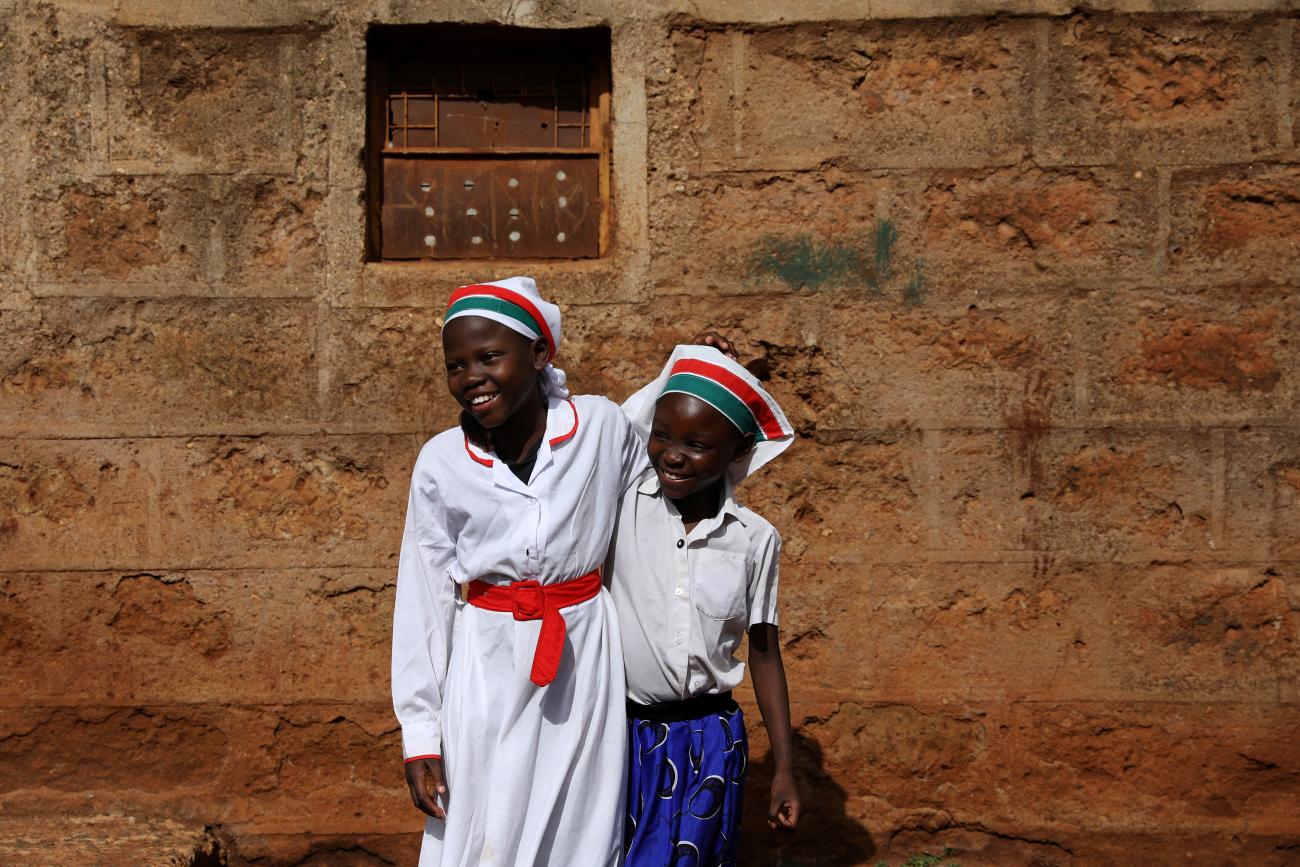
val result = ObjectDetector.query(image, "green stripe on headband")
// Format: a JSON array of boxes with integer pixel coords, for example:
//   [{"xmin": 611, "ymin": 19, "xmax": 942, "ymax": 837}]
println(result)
[
  {"xmin": 446, "ymin": 295, "xmax": 543, "ymax": 338},
  {"xmin": 662, "ymin": 373, "xmax": 766, "ymax": 441}
]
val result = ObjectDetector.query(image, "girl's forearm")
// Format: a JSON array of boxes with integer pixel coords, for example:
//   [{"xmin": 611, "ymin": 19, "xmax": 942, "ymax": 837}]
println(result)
[{"xmin": 748, "ymin": 624, "xmax": 795, "ymax": 773}]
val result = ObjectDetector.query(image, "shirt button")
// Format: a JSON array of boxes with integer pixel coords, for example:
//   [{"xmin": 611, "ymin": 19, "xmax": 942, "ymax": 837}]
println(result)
[
  {"xmin": 675, "ymin": 632, "xmax": 683, "ymax": 645},
  {"xmin": 676, "ymin": 539, "xmax": 684, "ymax": 549},
  {"xmin": 674, "ymin": 587, "xmax": 683, "ymax": 597}
]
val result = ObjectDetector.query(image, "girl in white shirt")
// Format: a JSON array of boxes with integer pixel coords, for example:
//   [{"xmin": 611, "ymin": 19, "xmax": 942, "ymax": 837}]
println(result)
[
  {"xmin": 390, "ymin": 277, "xmax": 646, "ymax": 867},
  {"xmin": 609, "ymin": 345, "xmax": 802, "ymax": 866}
]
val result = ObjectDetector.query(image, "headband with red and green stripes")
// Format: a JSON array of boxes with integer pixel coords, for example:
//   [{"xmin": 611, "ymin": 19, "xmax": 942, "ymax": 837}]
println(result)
[
  {"xmin": 660, "ymin": 358, "xmax": 789, "ymax": 442},
  {"xmin": 445, "ymin": 283, "xmax": 557, "ymax": 361}
]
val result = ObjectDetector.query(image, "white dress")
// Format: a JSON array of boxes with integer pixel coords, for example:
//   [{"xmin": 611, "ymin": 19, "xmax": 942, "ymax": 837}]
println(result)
[{"xmin": 392, "ymin": 395, "xmax": 646, "ymax": 867}]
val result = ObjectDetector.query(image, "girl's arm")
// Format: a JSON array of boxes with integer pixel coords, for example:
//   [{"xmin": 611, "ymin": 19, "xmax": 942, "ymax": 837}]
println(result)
[
  {"xmin": 748, "ymin": 623, "xmax": 801, "ymax": 830},
  {"xmin": 392, "ymin": 465, "xmax": 461, "ymax": 819}
]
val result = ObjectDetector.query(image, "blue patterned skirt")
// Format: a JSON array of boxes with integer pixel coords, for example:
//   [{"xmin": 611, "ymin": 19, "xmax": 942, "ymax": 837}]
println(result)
[{"xmin": 624, "ymin": 700, "xmax": 748, "ymax": 867}]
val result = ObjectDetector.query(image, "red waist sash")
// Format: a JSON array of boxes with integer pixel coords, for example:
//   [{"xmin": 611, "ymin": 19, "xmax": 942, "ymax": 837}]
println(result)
[{"xmin": 465, "ymin": 569, "xmax": 602, "ymax": 687}]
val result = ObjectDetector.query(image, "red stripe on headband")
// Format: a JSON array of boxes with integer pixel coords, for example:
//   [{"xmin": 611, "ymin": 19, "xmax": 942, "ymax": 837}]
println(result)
[
  {"xmin": 448, "ymin": 284, "xmax": 557, "ymax": 360},
  {"xmin": 670, "ymin": 358, "xmax": 787, "ymax": 441}
]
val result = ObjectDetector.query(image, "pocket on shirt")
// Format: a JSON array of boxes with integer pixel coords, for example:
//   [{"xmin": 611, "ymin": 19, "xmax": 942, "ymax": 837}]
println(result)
[{"xmin": 692, "ymin": 550, "xmax": 749, "ymax": 621}]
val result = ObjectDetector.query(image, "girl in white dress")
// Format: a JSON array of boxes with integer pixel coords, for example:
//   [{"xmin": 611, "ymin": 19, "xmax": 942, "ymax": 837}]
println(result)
[{"xmin": 391, "ymin": 277, "xmax": 646, "ymax": 867}]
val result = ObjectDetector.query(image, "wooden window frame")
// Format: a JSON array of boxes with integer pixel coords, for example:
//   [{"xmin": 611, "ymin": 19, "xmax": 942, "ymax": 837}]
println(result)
[{"xmin": 365, "ymin": 25, "xmax": 612, "ymax": 261}]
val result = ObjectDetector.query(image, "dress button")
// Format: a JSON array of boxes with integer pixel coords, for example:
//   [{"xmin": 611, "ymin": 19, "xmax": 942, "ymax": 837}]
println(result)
[{"xmin": 676, "ymin": 539, "xmax": 684, "ymax": 549}]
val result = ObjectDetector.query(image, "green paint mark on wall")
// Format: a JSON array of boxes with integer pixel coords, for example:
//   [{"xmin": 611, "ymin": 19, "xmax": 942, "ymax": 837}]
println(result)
[
  {"xmin": 873, "ymin": 218, "xmax": 897, "ymax": 284},
  {"xmin": 746, "ymin": 235, "xmax": 871, "ymax": 291},
  {"xmin": 746, "ymin": 220, "xmax": 928, "ymax": 305}
]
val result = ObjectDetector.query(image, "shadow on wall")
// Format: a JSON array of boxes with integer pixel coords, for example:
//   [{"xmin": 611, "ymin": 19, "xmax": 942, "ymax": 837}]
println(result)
[{"xmin": 740, "ymin": 731, "xmax": 877, "ymax": 866}]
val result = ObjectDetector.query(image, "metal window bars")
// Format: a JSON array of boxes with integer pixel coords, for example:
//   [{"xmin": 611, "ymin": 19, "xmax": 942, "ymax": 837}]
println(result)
[{"xmin": 385, "ymin": 53, "xmax": 591, "ymax": 152}]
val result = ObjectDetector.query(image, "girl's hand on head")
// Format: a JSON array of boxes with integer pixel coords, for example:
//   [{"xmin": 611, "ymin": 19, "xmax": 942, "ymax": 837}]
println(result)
[
  {"xmin": 691, "ymin": 331, "xmax": 739, "ymax": 361},
  {"xmin": 404, "ymin": 756, "xmax": 449, "ymax": 820},
  {"xmin": 768, "ymin": 769, "xmax": 800, "ymax": 830}
]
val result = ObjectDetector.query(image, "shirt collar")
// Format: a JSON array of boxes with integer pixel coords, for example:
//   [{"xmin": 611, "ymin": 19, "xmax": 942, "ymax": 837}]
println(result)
[
  {"xmin": 543, "ymin": 395, "xmax": 579, "ymax": 446},
  {"xmin": 635, "ymin": 467, "xmax": 661, "ymax": 496},
  {"xmin": 637, "ymin": 469, "xmax": 748, "ymax": 530},
  {"xmin": 463, "ymin": 396, "xmax": 579, "ymax": 468}
]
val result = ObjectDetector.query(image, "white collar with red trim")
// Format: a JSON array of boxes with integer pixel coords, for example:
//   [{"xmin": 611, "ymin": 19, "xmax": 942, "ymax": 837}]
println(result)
[{"xmin": 462, "ymin": 396, "xmax": 580, "ymax": 468}]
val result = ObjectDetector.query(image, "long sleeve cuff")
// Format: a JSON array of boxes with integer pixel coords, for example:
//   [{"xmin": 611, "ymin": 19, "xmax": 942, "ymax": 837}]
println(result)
[{"xmin": 401, "ymin": 721, "xmax": 442, "ymax": 761}]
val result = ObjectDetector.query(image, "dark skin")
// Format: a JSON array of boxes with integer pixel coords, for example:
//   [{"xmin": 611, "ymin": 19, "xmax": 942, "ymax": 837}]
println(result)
[
  {"xmin": 453, "ymin": 329, "xmax": 739, "ymax": 457},
  {"xmin": 748, "ymin": 623, "xmax": 799, "ymax": 829},
  {"xmin": 404, "ymin": 325, "xmax": 745, "ymax": 821},
  {"xmin": 649, "ymin": 392, "xmax": 801, "ymax": 830},
  {"xmin": 444, "ymin": 315, "xmax": 552, "ymax": 463}
]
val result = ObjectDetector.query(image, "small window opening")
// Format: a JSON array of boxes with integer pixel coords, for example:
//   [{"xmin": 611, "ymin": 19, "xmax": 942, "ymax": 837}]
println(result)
[{"xmin": 366, "ymin": 25, "xmax": 611, "ymax": 261}]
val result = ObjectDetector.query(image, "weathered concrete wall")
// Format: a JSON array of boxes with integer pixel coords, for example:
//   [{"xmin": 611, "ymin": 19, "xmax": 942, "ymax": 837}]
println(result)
[{"xmin": 2, "ymin": 1, "xmax": 1298, "ymax": 865}]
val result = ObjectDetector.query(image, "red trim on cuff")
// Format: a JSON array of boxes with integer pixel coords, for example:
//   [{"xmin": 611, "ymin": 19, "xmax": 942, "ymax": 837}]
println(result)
[{"xmin": 404, "ymin": 753, "xmax": 441, "ymax": 764}]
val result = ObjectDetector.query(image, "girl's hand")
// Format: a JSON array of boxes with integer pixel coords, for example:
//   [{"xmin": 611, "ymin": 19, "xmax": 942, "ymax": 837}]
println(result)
[
  {"xmin": 404, "ymin": 756, "xmax": 449, "ymax": 820},
  {"xmin": 768, "ymin": 769, "xmax": 800, "ymax": 830},
  {"xmin": 691, "ymin": 330, "xmax": 740, "ymax": 361}
]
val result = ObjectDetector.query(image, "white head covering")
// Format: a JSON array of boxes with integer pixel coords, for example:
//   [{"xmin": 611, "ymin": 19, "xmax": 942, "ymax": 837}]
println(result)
[
  {"xmin": 622, "ymin": 345, "xmax": 795, "ymax": 484},
  {"xmin": 443, "ymin": 276, "xmax": 569, "ymax": 399}
]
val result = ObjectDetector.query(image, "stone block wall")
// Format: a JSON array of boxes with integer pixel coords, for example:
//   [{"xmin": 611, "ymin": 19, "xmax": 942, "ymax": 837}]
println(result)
[{"xmin": 1, "ymin": 2, "xmax": 1297, "ymax": 865}]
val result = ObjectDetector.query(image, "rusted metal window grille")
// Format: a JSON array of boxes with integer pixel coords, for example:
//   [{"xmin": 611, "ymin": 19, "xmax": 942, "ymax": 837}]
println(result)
[{"xmin": 369, "ymin": 33, "xmax": 609, "ymax": 261}]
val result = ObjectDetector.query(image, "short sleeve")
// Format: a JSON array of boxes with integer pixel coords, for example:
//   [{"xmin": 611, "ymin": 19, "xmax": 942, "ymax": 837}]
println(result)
[{"xmin": 746, "ymin": 527, "xmax": 781, "ymax": 627}]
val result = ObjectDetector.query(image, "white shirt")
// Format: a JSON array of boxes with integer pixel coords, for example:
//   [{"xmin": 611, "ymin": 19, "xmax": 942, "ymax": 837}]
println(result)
[
  {"xmin": 606, "ymin": 468, "xmax": 781, "ymax": 705},
  {"xmin": 391, "ymin": 394, "xmax": 646, "ymax": 759}
]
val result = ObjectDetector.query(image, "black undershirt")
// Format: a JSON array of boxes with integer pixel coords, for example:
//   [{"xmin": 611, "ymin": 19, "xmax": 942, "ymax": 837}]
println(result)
[{"xmin": 506, "ymin": 442, "xmax": 542, "ymax": 484}]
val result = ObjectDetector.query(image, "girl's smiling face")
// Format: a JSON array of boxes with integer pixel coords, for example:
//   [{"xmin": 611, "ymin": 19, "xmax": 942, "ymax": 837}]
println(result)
[
  {"xmin": 648, "ymin": 392, "xmax": 755, "ymax": 500},
  {"xmin": 442, "ymin": 316, "xmax": 549, "ymax": 429}
]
